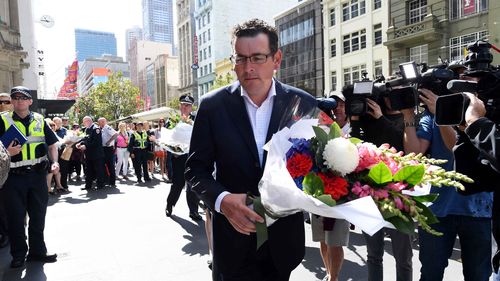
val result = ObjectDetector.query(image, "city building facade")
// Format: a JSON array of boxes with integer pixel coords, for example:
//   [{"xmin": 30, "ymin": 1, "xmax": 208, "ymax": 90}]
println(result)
[
  {"xmin": 125, "ymin": 26, "xmax": 143, "ymax": 61},
  {"xmin": 0, "ymin": 0, "xmax": 28, "ymax": 92},
  {"xmin": 143, "ymin": 0, "xmax": 174, "ymax": 45},
  {"xmin": 75, "ymin": 29, "xmax": 117, "ymax": 62},
  {"xmin": 176, "ymin": 0, "xmax": 198, "ymax": 101},
  {"xmin": 193, "ymin": 0, "xmax": 299, "ymax": 101},
  {"xmin": 77, "ymin": 55, "xmax": 130, "ymax": 96},
  {"xmin": 275, "ymin": 0, "xmax": 323, "ymax": 97},
  {"xmin": 17, "ymin": 0, "xmax": 37, "ymax": 91},
  {"xmin": 142, "ymin": 54, "xmax": 179, "ymax": 110},
  {"xmin": 129, "ymin": 40, "xmax": 173, "ymax": 86},
  {"xmin": 323, "ymin": 0, "xmax": 390, "ymax": 96}
]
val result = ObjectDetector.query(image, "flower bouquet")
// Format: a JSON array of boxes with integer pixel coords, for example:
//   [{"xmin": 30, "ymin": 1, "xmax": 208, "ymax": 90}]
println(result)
[
  {"xmin": 259, "ymin": 119, "xmax": 473, "ymax": 237},
  {"xmin": 158, "ymin": 120, "xmax": 193, "ymax": 155}
]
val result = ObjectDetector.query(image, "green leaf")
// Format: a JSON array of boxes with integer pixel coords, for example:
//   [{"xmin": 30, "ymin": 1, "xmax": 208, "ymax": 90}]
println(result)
[
  {"xmin": 302, "ymin": 172, "xmax": 324, "ymax": 197},
  {"xmin": 413, "ymin": 194, "xmax": 439, "ymax": 203},
  {"xmin": 415, "ymin": 201, "xmax": 439, "ymax": 225},
  {"xmin": 312, "ymin": 126, "xmax": 328, "ymax": 147},
  {"xmin": 316, "ymin": 194, "xmax": 337, "ymax": 206},
  {"xmin": 368, "ymin": 162, "xmax": 393, "ymax": 185},
  {"xmin": 380, "ymin": 208, "xmax": 397, "ymax": 219},
  {"xmin": 393, "ymin": 165, "xmax": 425, "ymax": 185},
  {"xmin": 349, "ymin": 137, "xmax": 362, "ymax": 145},
  {"xmin": 328, "ymin": 123, "xmax": 342, "ymax": 140},
  {"xmin": 386, "ymin": 215, "xmax": 416, "ymax": 235}
]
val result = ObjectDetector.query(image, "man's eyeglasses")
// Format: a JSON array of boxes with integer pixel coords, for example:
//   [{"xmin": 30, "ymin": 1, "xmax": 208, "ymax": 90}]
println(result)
[
  {"xmin": 230, "ymin": 53, "xmax": 274, "ymax": 65},
  {"xmin": 11, "ymin": 96, "xmax": 30, "ymax": 101},
  {"xmin": 0, "ymin": 100, "xmax": 11, "ymax": 105}
]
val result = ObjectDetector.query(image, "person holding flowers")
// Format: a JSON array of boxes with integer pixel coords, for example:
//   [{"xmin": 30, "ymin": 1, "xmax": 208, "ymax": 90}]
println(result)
[
  {"xmin": 402, "ymin": 88, "xmax": 493, "ymax": 281},
  {"xmin": 185, "ymin": 19, "xmax": 317, "ymax": 281}
]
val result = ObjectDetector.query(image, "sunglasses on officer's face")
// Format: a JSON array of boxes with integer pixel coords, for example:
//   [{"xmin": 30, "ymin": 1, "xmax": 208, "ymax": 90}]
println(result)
[
  {"xmin": 0, "ymin": 100, "xmax": 11, "ymax": 105},
  {"xmin": 11, "ymin": 96, "xmax": 30, "ymax": 101}
]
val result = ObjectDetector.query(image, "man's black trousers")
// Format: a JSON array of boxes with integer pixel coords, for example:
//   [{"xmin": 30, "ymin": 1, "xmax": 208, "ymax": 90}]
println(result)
[
  {"xmin": 166, "ymin": 154, "xmax": 199, "ymax": 214},
  {"xmin": 103, "ymin": 147, "xmax": 116, "ymax": 185},
  {"xmin": 85, "ymin": 157, "xmax": 105, "ymax": 189},
  {"xmin": 132, "ymin": 149, "xmax": 150, "ymax": 181},
  {"xmin": 4, "ymin": 171, "xmax": 48, "ymax": 259}
]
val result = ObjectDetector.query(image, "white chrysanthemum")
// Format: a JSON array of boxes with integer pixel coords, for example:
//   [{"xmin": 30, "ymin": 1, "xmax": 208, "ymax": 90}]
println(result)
[{"xmin": 323, "ymin": 138, "xmax": 359, "ymax": 176}]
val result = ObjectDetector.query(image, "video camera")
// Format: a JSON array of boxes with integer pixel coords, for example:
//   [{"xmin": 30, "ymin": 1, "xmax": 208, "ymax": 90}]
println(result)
[
  {"xmin": 344, "ymin": 72, "xmax": 388, "ymax": 115},
  {"xmin": 435, "ymin": 40, "xmax": 500, "ymax": 125}
]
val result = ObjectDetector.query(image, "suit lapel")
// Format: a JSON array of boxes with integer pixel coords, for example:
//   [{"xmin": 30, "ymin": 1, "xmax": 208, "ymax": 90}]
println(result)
[{"xmin": 224, "ymin": 82, "xmax": 260, "ymax": 164}]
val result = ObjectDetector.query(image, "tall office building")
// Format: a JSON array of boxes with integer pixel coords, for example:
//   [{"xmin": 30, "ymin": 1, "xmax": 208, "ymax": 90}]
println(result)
[
  {"xmin": 176, "ymin": 0, "xmax": 197, "ymax": 100},
  {"xmin": 142, "ymin": 0, "xmax": 174, "ymax": 44},
  {"xmin": 75, "ymin": 29, "xmax": 117, "ymax": 62},
  {"xmin": 125, "ymin": 26, "xmax": 143, "ymax": 61}
]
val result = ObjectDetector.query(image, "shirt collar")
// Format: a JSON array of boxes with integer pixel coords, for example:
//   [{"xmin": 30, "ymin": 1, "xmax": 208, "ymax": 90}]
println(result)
[{"xmin": 240, "ymin": 79, "xmax": 276, "ymax": 108}]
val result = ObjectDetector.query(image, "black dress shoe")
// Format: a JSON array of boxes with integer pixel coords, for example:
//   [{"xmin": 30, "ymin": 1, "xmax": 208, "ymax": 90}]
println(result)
[
  {"xmin": 189, "ymin": 212, "xmax": 203, "ymax": 221},
  {"xmin": 10, "ymin": 258, "xmax": 25, "ymax": 268},
  {"xmin": 81, "ymin": 187, "xmax": 91, "ymax": 190},
  {"xmin": 26, "ymin": 253, "xmax": 57, "ymax": 263},
  {"xmin": 144, "ymin": 178, "xmax": 152, "ymax": 182},
  {"xmin": 165, "ymin": 205, "xmax": 172, "ymax": 217}
]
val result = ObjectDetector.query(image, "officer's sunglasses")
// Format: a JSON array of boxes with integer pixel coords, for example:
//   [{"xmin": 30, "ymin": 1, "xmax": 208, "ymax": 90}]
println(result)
[
  {"xmin": 0, "ymin": 100, "xmax": 11, "ymax": 105},
  {"xmin": 11, "ymin": 96, "xmax": 30, "ymax": 101}
]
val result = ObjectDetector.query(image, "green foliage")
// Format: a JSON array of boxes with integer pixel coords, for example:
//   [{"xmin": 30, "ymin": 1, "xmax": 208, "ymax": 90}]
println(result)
[
  {"xmin": 316, "ymin": 194, "xmax": 337, "ymax": 207},
  {"xmin": 328, "ymin": 123, "xmax": 342, "ymax": 139},
  {"xmin": 73, "ymin": 72, "xmax": 142, "ymax": 121},
  {"xmin": 367, "ymin": 162, "xmax": 393, "ymax": 185},
  {"xmin": 302, "ymin": 172, "xmax": 324, "ymax": 197},
  {"xmin": 393, "ymin": 165, "xmax": 425, "ymax": 186},
  {"xmin": 210, "ymin": 73, "xmax": 235, "ymax": 91}
]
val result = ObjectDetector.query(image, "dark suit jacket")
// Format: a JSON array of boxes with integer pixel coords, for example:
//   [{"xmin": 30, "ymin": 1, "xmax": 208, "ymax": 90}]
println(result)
[
  {"xmin": 185, "ymin": 80, "xmax": 317, "ymax": 278},
  {"xmin": 81, "ymin": 123, "xmax": 104, "ymax": 160}
]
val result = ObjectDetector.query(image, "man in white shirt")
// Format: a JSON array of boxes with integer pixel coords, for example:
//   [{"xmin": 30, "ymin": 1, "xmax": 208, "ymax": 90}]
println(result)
[
  {"xmin": 185, "ymin": 19, "xmax": 317, "ymax": 281},
  {"xmin": 98, "ymin": 117, "xmax": 118, "ymax": 187}
]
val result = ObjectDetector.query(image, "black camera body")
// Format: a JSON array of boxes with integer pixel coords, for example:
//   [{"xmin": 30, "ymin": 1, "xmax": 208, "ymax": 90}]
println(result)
[
  {"xmin": 436, "ymin": 40, "xmax": 500, "ymax": 126},
  {"xmin": 344, "ymin": 79, "xmax": 388, "ymax": 115}
]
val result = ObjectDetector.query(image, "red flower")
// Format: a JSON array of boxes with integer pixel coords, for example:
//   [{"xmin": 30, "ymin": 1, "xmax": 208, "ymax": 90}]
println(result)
[
  {"xmin": 287, "ymin": 153, "xmax": 313, "ymax": 178},
  {"xmin": 318, "ymin": 172, "xmax": 349, "ymax": 200}
]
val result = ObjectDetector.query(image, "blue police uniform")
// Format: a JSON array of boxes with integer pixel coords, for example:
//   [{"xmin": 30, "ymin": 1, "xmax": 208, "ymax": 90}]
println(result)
[
  {"xmin": 0, "ymin": 111, "xmax": 58, "ymax": 264},
  {"xmin": 128, "ymin": 129, "xmax": 151, "ymax": 182},
  {"xmin": 80, "ymin": 123, "xmax": 105, "ymax": 189}
]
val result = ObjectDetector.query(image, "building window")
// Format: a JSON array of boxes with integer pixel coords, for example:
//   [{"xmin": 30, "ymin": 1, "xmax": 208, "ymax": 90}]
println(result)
[
  {"xmin": 409, "ymin": 44, "xmax": 428, "ymax": 64},
  {"xmin": 342, "ymin": 0, "xmax": 366, "ymax": 22},
  {"xmin": 208, "ymin": 29, "xmax": 211, "ymax": 41},
  {"xmin": 207, "ymin": 12, "xmax": 210, "ymax": 24},
  {"xmin": 208, "ymin": 46, "xmax": 211, "ymax": 58},
  {"xmin": 209, "ymin": 63, "xmax": 212, "ymax": 73},
  {"xmin": 449, "ymin": 30, "xmax": 489, "ymax": 61},
  {"xmin": 343, "ymin": 29, "xmax": 366, "ymax": 54},
  {"xmin": 450, "ymin": 0, "xmax": 488, "ymax": 20},
  {"xmin": 374, "ymin": 0, "xmax": 382, "ymax": 9},
  {"xmin": 199, "ymin": 50, "xmax": 203, "ymax": 62},
  {"xmin": 343, "ymin": 64, "xmax": 367, "ymax": 86},
  {"xmin": 330, "ymin": 39, "xmax": 336, "ymax": 58},
  {"xmin": 202, "ymin": 15, "xmax": 206, "ymax": 26},
  {"xmin": 408, "ymin": 0, "xmax": 427, "ymax": 24},
  {"xmin": 197, "ymin": 18, "xmax": 201, "ymax": 29},
  {"xmin": 330, "ymin": 8, "xmax": 336, "ymax": 26},
  {"xmin": 200, "ymin": 67, "xmax": 203, "ymax": 77},
  {"xmin": 374, "ymin": 60, "xmax": 383, "ymax": 78},
  {"xmin": 331, "ymin": 71, "xmax": 337, "ymax": 91},
  {"xmin": 203, "ymin": 32, "xmax": 206, "ymax": 43},
  {"xmin": 203, "ymin": 48, "xmax": 207, "ymax": 60},
  {"xmin": 374, "ymin": 23, "xmax": 382, "ymax": 45}
]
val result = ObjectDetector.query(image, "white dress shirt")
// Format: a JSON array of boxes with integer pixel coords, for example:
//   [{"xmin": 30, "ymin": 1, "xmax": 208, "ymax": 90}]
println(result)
[{"xmin": 215, "ymin": 80, "xmax": 276, "ymax": 213}]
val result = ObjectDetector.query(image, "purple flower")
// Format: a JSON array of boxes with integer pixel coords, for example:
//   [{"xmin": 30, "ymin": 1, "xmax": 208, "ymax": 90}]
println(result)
[{"xmin": 286, "ymin": 138, "xmax": 312, "ymax": 159}]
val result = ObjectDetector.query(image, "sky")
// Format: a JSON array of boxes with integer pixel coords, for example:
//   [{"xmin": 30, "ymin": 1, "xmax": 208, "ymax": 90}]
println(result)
[{"xmin": 31, "ymin": 0, "xmax": 176, "ymax": 94}]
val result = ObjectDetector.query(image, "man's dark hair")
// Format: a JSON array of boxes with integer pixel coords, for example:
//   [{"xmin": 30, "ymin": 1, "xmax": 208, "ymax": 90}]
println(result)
[{"xmin": 232, "ymin": 19, "xmax": 279, "ymax": 54}]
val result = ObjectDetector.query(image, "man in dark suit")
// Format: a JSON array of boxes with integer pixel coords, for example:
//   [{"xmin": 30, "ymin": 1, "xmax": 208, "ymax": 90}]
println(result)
[
  {"xmin": 185, "ymin": 19, "xmax": 316, "ymax": 281},
  {"xmin": 76, "ymin": 116, "xmax": 105, "ymax": 190}
]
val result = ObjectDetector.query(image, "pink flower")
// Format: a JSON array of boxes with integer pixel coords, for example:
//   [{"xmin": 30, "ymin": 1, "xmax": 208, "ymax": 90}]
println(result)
[
  {"xmin": 371, "ymin": 188, "xmax": 389, "ymax": 200},
  {"xmin": 352, "ymin": 181, "xmax": 371, "ymax": 197},
  {"xmin": 387, "ymin": 182, "xmax": 408, "ymax": 192},
  {"xmin": 355, "ymin": 143, "xmax": 381, "ymax": 172},
  {"xmin": 394, "ymin": 197, "xmax": 404, "ymax": 210}
]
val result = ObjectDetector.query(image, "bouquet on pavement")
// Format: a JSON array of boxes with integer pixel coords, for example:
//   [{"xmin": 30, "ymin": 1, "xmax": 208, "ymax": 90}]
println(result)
[{"xmin": 158, "ymin": 114, "xmax": 193, "ymax": 155}]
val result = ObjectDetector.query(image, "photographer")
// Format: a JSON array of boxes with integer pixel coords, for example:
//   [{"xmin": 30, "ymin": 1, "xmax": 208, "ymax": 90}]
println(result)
[
  {"xmin": 349, "ymin": 91, "xmax": 413, "ymax": 281},
  {"xmin": 461, "ymin": 92, "xmax": 500, "ymax": 277},
  {"xmin": 402, "ymin": 87, "xmax": 493, "ymax": 281}
]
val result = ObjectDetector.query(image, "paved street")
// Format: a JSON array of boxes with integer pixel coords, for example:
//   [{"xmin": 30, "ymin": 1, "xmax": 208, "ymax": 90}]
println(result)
[{"xmin": 0, "ymin": 175, "xmax": 466, "ymax": 281}]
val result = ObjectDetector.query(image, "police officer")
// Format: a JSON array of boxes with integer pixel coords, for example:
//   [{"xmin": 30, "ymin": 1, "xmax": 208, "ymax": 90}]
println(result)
[
  {"xmin": 76, "ymin": 116, "xmax": 105, "ymax": 190},
  {"xmin": 165, "ymin": 94, "xmax": 201, "ymax": 221},
  {"xmin": 0, "ymin": 86, "xmax": 59, "ymax": 268},
  {"xmin": 128, "ymin": 121, "xmax": 151, "ymax": 183}
]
